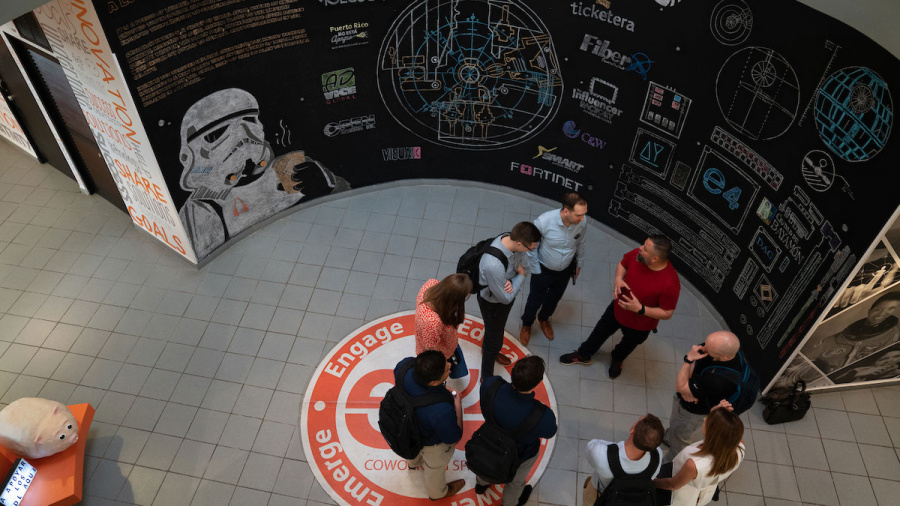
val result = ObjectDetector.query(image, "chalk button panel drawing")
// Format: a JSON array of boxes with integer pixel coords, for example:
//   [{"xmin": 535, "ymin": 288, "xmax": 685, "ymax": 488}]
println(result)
[{"xmin": 377, "ymin": 0, "xmax": 563, "ymax": 150}]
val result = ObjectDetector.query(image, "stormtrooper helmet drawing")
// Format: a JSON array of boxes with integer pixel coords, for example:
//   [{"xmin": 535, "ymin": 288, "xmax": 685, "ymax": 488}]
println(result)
[{"xmin": 179, "ymin": 88, "xmax": 274, "ymax": 194}]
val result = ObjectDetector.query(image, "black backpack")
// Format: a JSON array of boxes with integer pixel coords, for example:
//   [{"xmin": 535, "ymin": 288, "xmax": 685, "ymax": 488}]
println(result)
[
  {"xmin": 378, "ymin": 360, "xmax": 454, "ymax": 459},
  {"xmin": 594, "ymin": 444, "xmax": 659, "ymax": 506},
  {"xmin": 700, "ymin": 350, "xmax": 760, "ymax": 414},
  {"xmin": 456, "ymin": 235, "xmax": 509, "ymax": 294},
  {"xmin": 464, "ymin": 380, "xmax": 546, "ymax": 484}
]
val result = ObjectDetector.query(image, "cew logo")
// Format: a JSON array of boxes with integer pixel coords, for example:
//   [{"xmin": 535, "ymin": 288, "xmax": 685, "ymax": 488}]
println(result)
[{"xmin": 301, "ymin": 312, "xmax": 557, "ymax": 505}]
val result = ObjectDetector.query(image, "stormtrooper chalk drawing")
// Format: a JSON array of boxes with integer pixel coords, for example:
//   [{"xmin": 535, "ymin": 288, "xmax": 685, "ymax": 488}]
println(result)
[{"xmin": 178, "ymin": 89, "xmax": 349, "ymax": 259}]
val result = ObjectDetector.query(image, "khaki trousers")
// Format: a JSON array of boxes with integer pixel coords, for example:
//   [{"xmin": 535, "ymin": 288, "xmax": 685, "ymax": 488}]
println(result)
[{"xmin": 407, "ymin": 442, "xmax": 455, "ymax": 499}]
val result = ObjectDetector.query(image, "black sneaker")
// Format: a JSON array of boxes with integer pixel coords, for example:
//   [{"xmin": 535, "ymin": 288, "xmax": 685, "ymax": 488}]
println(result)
[
  {"xmin": 608, "ymin": 359, "xmax": 623, "ymax": 378},
  {"xmin": 560, "ymin": 352, "xmax": 592, "ymax": 365},
  {"xmin": 475, "ymin": 483, "xmax": 489, "ymax": 495},
  {"xmin": 516, "ymin": 485, "xmax": 533, "ymax": 505}
]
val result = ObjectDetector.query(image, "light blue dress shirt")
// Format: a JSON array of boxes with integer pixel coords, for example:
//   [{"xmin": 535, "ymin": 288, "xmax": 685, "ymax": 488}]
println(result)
[{"xmin": 529, "ymin": 209, "xmax": 587, "ymax": 274}]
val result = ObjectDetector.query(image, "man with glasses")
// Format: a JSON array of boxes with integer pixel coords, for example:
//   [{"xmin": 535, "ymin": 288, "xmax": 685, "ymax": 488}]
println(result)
[
  {"xmin": 478, "ymin": 222, "xmax": 542, "ymax": 376},
  {"xmin": 519, "ymin": 192, "xmax": 588, "ymax": 346}
]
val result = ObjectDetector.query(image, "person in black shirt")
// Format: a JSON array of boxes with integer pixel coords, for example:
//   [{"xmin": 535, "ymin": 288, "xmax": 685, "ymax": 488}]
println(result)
[{"xmin": 665, "ymin": 331, "xmax": 741, "ymax": 461}]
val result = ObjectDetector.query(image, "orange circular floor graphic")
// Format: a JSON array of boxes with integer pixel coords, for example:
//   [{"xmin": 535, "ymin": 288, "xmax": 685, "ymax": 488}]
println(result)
[{"xmin": 301, "ymin": 311, "xmax": 558, "ymax": 505}]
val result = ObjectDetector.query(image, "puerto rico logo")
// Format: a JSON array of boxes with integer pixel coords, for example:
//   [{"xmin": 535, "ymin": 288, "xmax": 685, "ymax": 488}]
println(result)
[
  {"xmin": 323, "ymin": 67, "xmax": 358, "ymax": 104},
  {"xmin": 301, "ymin": 311, "xmax": 557, "ymax": 505}
]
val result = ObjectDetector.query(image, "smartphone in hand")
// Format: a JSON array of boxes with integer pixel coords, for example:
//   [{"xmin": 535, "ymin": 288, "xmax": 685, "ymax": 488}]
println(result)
[{"xmin": 618, "ymin": 286, "xmax": 632, "ymax": 302}]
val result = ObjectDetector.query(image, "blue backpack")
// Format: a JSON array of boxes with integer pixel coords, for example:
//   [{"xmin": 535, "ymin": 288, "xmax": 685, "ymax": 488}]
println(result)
[{"xmin": 700, "ymin": 351, "xmax": 760, "ymax": 414}]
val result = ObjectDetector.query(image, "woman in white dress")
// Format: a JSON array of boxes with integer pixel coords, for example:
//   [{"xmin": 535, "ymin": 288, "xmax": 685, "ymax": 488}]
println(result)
[{"xmin": 654, "ymin": 402, "xmax": 745, "ymax": 506}]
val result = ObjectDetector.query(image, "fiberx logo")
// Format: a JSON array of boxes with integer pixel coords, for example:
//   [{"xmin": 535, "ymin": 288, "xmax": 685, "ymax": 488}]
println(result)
[{"xmin": 322, "ymin": 67, "xmax": 357, "ymax": 104}]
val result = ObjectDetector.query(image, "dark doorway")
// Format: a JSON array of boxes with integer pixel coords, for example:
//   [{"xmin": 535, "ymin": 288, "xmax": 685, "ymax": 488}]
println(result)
[{"xmin": 8, "ymin": 37, "xmax": 126, "ymax": 213}]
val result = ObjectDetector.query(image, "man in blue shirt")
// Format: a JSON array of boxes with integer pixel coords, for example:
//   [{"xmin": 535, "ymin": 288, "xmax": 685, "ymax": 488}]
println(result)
[
  {"xmin": 397, "ymin": 350, "xmax": 465, "ymax": 499},
  {"xmin": 478, "ymin": 222, "xmax": 542, "ymax": 376},
  {"xmin": 520, "ymin": 192, "xmax": 587, "ymax": 345},
  {"xmin": 475, "ymin": 356, "xmax": 557, "ymax": 506}
]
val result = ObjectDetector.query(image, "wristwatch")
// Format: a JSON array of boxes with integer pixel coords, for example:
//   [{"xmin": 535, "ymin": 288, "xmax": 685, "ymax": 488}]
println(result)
[
  {"xmin": 683, "ymin": 355, "xmax": 693, "ymax": 364},
  {"xmin": 637, "ymin": 305, "xmax": 646, "ymax": 315}
]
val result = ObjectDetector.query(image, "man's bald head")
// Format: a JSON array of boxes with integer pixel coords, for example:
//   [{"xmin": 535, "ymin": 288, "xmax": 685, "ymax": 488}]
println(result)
[{"xmin": 705, "ymin": 331, "xmax": 740, "ymax": 361}]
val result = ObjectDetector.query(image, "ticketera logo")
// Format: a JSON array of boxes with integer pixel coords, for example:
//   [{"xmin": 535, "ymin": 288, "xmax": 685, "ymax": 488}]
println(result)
[
  {"xmin": 562, "ymin": 121, "xmax": 606, "ymax": 148},
  {"xmin": 301, "ymin": 312, "xmax": 557, "ymax": 505},
  {"xmin": 570, "ymin": 2, "xmax": 635, "ymax": 31},
  {"xmin": 381, "ymin": 146, "xmax": 421, "ymax": 161},
  {"xmin": 572, "ymin": 77, "xmax": 625, "ymax": 124},
  {"xmin": 324, "ymin": 115, "xmax": 375, "ymax": 137},
  {"xmin": 322, "ymin": 67, "xmax": 357, "ymax": 104},
  {"xmin": 533, "ymin": 146, "xmax": 584, "ymax": 173},
  {"xmin": 511, "ymin": 162, "xmax": 583, "ymax": 191}
]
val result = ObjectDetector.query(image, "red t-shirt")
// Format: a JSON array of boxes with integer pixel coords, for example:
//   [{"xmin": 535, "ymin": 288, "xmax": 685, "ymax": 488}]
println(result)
[{"xmin": 614, "ymin": 248, "xmax": 681, "ymax": 331}]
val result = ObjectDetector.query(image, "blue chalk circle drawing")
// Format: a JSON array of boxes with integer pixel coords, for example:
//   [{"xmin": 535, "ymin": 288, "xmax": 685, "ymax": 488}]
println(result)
[
  {"xmin": 716, "ymin": 47, "xmax": 800, "ymax": 141},
  {"xmin": 814, "ymin": 67, "xmax": 893, "ymax": 162},
  {"xmin": 377, "ymin": 0, "xmax": 563, "ymax": 150},
  {"xmin": 710, "ymin": 0, "xmax": 752, "ymax": 46}
]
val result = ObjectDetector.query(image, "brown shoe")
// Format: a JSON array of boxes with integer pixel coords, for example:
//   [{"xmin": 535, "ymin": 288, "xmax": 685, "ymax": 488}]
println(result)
[
  {"xmin": 519, "ymin": 325, "xmax": 532, "ymax": 346},
  {"xmin": 539, "ymin": 320, "xmax": 555, "ymax": 340},
  {"xmin": 496, "ymin": 354, "xmax": 512, "ymax": 366},
  {"xmin": 435, "ymin": 479, "xmax": 465, "ymax": 500}
]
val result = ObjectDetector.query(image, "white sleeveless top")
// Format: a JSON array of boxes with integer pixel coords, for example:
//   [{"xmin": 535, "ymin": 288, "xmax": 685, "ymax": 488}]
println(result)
[{"xmin": 670, "ymin": 441, "xmax": 745, "ymax": 506}]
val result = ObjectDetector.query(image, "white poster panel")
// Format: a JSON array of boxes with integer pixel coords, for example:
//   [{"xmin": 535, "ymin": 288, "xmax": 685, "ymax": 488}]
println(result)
[
  {"xmin": 32, "ymin": 0, "xmax": 197, "ymax": 263},
  {"xmin": 0, "ymin": 93, "xmax": 38, "ymax": 158}
]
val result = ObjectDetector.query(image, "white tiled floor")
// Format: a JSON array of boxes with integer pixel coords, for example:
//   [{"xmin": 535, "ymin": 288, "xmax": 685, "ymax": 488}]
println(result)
[{"xmin": 1, "ymin": 137, "xmax": 900, "ymax": 505}]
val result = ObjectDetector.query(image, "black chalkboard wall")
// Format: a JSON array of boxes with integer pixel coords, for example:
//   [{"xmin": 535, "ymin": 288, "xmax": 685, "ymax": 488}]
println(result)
[{"xmin": 92, "ymin": 0, "xmax": 898, "ymax": 384}]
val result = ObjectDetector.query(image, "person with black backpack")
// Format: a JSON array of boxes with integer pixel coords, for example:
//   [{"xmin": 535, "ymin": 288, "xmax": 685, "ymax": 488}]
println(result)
[
  {"xmin": 470, "ymin": 222, "xmax": 541, "ymax": 376},
  {"xmin": 665, "ymin": 331, "xmax": 759, "ymax": 461},
  {"xmin": 583, "ymin": 414, "xmax": 664, "ymax": 506},
  {"xmin": 469, "ymin": 356, "xmax": 557, "ymax": 506},
  {"xmin": 381, "ymin": 351, "xmax": 464, "ymax": 500}
]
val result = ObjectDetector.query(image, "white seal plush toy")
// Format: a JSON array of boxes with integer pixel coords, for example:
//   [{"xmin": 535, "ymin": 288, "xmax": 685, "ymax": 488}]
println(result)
[{"xmin": 0, "ymin": 398, "xmax": 79, "ymax": 459}]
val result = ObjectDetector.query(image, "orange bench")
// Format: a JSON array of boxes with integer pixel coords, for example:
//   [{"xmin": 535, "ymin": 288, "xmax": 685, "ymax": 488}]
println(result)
[{"xmin": 0, "ymin": 403, "xmax": 94, "ymax": 506}]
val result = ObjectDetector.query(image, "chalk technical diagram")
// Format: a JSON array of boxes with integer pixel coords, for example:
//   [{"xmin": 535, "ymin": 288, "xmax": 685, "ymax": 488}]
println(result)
[{"xmin": 378, "ymin": 0, "xmax": 563, "ymax": 150}]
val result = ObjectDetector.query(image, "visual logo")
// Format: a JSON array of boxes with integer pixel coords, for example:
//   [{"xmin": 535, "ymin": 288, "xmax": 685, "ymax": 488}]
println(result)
[
  {"xmin": 570, "ymin": 1, "xmax": 635, "ymax": 32},
  {"xmin": 330, "ymin": 22, "xmax": 370, "ymax": 49},
  {"xmin": 533, "ymin": 146, "xmax": 584, "ymax": 173},
  {"xmin": 382, "ymin": 146, "xmax": 421, "ymax": 161},
  {"xmin": 562, "ymin": 121, "xmax": 606, "ymax": 149},
  {"xmin": 580, "ymin": 34, "xmax": 633, "ymax": 69},
  {"xmin": 324, "ymin": 115, "xmax": 376, "ymax": 137},
  {"xmin": 511, "ymin": 162, "xmax": 583, "ymax": 192},
  {"xmin": 323, "ymin": 67, "xmax": 358, "ymax": 104},
  {"xmin": 572, "ymin": 77, "xmax": 625, "ymax": 124},
  {"xmin": 301, "ymin": 312, "xmax": 557, "ymax": 505}
]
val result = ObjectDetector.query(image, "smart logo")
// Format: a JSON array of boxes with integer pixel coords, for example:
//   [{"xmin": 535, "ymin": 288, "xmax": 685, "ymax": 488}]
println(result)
[
  {"xmin": 533, "ymin": 146, "xmax": 585, "ymax": 173},
  {"xmin": 323, "ymin": 67, "xmax": 357, "ymax": 104},
  {"xmin": 301, "ymin": 312, "xmax": 557, "ymax": 505}
]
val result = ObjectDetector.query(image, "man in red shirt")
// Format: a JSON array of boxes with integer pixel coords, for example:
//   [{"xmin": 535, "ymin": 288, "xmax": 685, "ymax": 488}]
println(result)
[{"xmin": 561, "ymin": 235, "xmax": 680, "ymax": 378}]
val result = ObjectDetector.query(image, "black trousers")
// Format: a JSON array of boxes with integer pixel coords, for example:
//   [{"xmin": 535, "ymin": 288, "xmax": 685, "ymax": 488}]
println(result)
[
  {"xmin": 478, "ymin": 294, "xmax": 513, "ymax": 377},
  {"xmin": 520, "ymin": 263, "xmax": 572, "ymax": 326},
  {"xmin": 577, "ymin": 302, "xmax": 651, "ymax": 362}
]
